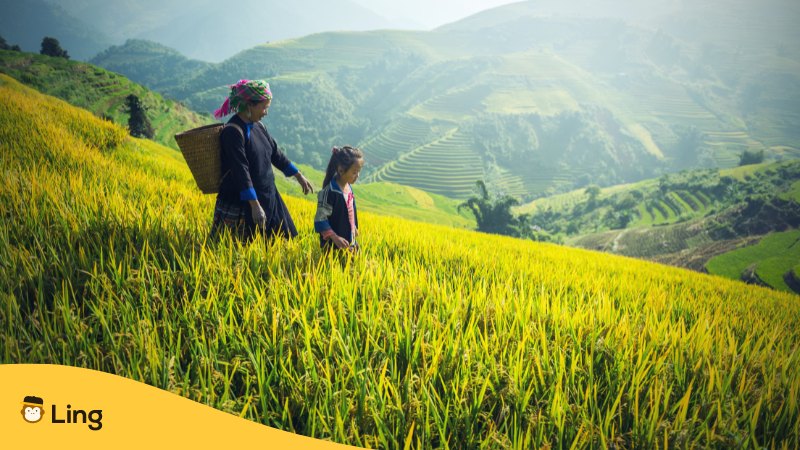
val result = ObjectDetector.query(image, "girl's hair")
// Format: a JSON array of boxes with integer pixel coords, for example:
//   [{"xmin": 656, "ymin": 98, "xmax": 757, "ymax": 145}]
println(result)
[{"xmin": 323, "ymin": 146, "xmax": 364, "ymax": 188}]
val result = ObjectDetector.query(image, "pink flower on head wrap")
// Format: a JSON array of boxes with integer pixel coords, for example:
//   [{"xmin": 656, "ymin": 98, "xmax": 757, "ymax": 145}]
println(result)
[{"xmin": 214, "ymin": 79, "xmax": 273, "ymax": 119}]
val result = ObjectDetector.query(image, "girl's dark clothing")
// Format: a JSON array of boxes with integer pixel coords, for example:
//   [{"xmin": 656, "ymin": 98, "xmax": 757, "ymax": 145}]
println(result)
[
  {"xmin": 211, "ymin": 114, "xmax": 299, "ymax": 240},
  {"xmin": 314, "ymin": 178, "xmax": 359, "ymax": 249}
]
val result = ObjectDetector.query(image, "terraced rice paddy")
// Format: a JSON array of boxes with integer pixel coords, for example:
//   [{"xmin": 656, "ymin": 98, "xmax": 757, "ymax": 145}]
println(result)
[
  {"xmin": 369, "ymin": 128, "xmax": 486, "ymax": 199},
  {"xmin": 704, "ymin": 131, "xmax": 763, "ymax": 168},
  {"xmin": 490, "ymin": 168, "xmax": 529, "ymax": 199},
  {"xmin": 634, "ymin": 190, "xmax": 715, "ymax": 226},
  {"xmin": 359, "ymin": 116, "xmax": 440, "ymax": 166},
  {"xmin": 409, "ymin": 85, "xmax": 488, "ymax": 122}
]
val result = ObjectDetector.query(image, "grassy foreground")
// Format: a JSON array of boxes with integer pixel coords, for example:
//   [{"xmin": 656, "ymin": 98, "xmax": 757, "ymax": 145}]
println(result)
[{"xmin": 1, "ymin": 74, "xmax": 799, "ymax": 448}]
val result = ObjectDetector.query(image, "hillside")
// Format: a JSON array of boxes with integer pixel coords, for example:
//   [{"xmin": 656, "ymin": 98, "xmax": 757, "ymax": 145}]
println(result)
[
  {"xmin": 2, "ymin": 73, "xmax": 799, "ymax": 448},
  {"xmin": 0, "ymin": 49, "xmax": 207, "ymax": 150},
  {"xmin": 89, "ymin": 39, "xmax": 213, "ymax": 94},
  {"xmin": 516, "ymin": 162, "xmax": 800, "ymax": 293},
  {"xmin": 91, "ymin": 0, "xmax": 800, "ymax": 202},
  {"xmin": 272, "ymin": 163, "xmax": 475, "ymax": 228},
  {"xmin": 0, "ymin": 51, "xmax": 472, "ymax": 228}
]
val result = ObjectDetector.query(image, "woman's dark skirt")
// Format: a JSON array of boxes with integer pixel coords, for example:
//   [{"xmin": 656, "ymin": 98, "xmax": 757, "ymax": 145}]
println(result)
[{"xmin": 210, "ymin": 190, "xmax": 297, "ymax": 242}]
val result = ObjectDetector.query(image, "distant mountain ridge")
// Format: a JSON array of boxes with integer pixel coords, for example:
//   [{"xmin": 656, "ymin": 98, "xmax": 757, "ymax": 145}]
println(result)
[
  {"xmin": 90, "ymin": 39, "xmax": 212, "ymax": 94},
  {"xmin": 0, "ymin": 0, "xmax": 111, "ymax": 60},
  {"xmin": 51, "ymin": 0, "xmax": 396, "ymax": 62},
  {"xmin": 91, "ymin": 0, "xmax": 800, "ymax": 202},
  {"xmin": 1, "ymin": 0, "xmax": 400, "ymax": 62}
]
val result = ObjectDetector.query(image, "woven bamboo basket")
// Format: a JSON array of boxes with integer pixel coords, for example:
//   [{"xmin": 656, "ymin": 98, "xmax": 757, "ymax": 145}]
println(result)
[{"xmin": 174, "ymin": 124, "xmax": 224, "ymax": 194}]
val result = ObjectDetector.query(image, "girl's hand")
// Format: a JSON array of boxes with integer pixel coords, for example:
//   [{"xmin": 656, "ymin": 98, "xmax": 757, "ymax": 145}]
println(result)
[{"xmin": 294, "ymin": 172, "xmax": 314, "ymax": 195}]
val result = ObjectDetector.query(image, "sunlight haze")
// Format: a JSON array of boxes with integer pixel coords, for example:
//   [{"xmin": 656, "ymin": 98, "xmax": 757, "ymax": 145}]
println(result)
[{"xmin": 351, "ymin": 0, "xmax": 520, "ymax": 28}]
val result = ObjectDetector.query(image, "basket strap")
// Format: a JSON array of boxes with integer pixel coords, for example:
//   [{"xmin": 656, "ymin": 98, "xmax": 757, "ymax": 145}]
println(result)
[{"xmin": 224, "ymin": 123, "xmax": 244, "ymax": 140}]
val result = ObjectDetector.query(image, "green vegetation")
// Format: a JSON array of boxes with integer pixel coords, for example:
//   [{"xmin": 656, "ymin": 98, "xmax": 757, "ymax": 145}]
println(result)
[
  {"xmin": 370, "ymin": 128, "xmax": 486, "ymax": 199},
  {"xmin": 739, "ymin": 149, "xmax": 766, "ymax": 166},
  {"xmin": 89, "ymin": 39, "xmax": 212, "ymax": 94},
  {"xmin": 515, "ymin": 162, "xmax": 800, "ymax": 292},
  {"xmin": 458, "ymin": 181, "xmax": 526, "ymax": 238},
  {"xmin": 783, "ymin": 180, "xmax": 800, "ymax": 202},
  {"xmin": 0, "ymin": 34, "xmax": 22, "ymax": 52},
  {"xmin": 353, "ymin": 182, "xmax": 475, "ymax": 228},
  {"xmin": 0, "ymin": 49, "xmax": 207, "ymax": 150},
  {"xmin": 273, "ymin": 164, "xmax": 474, "ymax": 229},
  {"xmin": 521, "ymin": 162, "xmax": 800, "ymax": 239},
  {"xmin": 40, "ymin": 36, "xmax": 69, "ymax": 59},
  {"xmin": 125, "ymin": 94, "xmax": 154, "ymax": 139},
  {"xmin": 4, "ymin": 70, "xmax": 800, "ymax": 450},
  {"xmin": 706, "ymin": 230, "xmax": 800, "ymax": 293}
]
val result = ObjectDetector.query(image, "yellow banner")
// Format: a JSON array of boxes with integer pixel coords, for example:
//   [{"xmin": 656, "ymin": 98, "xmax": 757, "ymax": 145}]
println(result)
[{"xmin": 1, "ymin": 364, "xmax": 364, "ymax": 449}]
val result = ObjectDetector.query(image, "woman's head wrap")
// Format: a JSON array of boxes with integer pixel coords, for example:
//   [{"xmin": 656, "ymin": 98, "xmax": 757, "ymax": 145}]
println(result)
[{"xmin": 213, "ymin": 79, "xmax": 272, "ymax": 119}]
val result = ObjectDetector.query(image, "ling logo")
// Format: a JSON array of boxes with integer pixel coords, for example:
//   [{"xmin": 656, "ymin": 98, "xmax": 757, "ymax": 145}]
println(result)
[
  {"xmin": 22, "ymin": 396, "xmax": 46, "ymax": 424},
  {"xmin": 20, "ymin": 395, "xmax": 104, "ymax": 430}
]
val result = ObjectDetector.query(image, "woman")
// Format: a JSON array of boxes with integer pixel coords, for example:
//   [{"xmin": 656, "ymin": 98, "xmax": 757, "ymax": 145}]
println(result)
[{"xmin": 210, "ymin": 79, "xmax": 314, "ymax": 241}]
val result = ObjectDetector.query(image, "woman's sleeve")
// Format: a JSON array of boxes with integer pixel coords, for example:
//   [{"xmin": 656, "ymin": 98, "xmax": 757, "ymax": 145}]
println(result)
[{"xmin": 221, "ymin": 126, "xmax": 256, "ymax": 201}]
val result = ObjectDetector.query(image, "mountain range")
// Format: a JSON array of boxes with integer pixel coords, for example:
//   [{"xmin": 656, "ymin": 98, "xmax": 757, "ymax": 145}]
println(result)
[
  {"xmin": 0, "ymin": 0, "xmax": 398, "ymax": 61},
  {"xmin": 89, "ymin": 0, "xmax": 800, "ymax": 201}
]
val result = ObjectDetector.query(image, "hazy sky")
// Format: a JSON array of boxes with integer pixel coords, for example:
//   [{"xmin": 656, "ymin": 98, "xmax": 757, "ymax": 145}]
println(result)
[{"xmin": 351, "ymin": 0, "xmax": 521, "ymax": 28}]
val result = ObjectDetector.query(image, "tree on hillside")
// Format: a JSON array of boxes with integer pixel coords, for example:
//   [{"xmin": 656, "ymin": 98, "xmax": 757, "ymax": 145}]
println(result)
[
  {"xmin": 739, "ymin": 149, "xmax": 765, "ymax": 166},
  {"xmin": 459, "ymin": 180, "xmax": 525, "ymax": 237},
  {"xmin": 0, "ymin": 35, "xmax": 22, "ymax": 52},
  {"xmin": 40, "ymin": 37, "xmax": 69, "ymax": 59},
  {"xmin": 585, "ymin": 185, "xmax": 601, "ymax": 209},
  {"xmin": 673, "ymin": 126, "xmax": 704, "ymax": 169},
  {"xmin": 125, "ymin": 94, "xmax": 154, "ymax": 139}
]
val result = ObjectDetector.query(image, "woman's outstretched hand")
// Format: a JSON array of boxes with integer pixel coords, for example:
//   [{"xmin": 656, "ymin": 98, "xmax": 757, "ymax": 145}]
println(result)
[
  {"xmin": 331, "ymin": 235, "xmax": 350, "ymax": 250},
  {"xmin": 294, "ymin": 172, "xmax": 314, "ymax": 195}
]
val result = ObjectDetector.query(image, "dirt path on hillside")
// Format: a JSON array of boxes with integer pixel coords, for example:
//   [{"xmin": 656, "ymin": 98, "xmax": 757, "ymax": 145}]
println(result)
[
  {"xmin": 648, "ymin": 236, "xmax": 763, "ymax": 272},
  {"xmin": 611, "ymin": 229, "xmax": 629, "ymax": 253}
]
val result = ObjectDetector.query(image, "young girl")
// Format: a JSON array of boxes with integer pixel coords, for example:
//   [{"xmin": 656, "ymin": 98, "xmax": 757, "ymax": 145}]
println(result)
[{"xmin": 314, "ymin": 146, "xmax": 364, "ymax": 251}]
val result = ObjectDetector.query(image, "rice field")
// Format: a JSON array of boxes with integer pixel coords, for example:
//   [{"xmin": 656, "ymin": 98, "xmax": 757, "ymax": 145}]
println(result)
[
  {"xmin": 358, "ymin": 116, "xmax": 441, "ymax": 166},
  {"xmin": 705, "ymin": 229, "xmax": 800, "ymax": 293},
  {"xmin": 370, "ymin": 128, "xmax": 486, "ymax": 199},
  {"xmin": 2, "ymin": 74, "xmax": 800, "ymax": 449}
]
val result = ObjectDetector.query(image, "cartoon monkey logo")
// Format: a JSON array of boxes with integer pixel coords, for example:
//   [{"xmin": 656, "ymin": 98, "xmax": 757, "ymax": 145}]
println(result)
[{"xmin": 22, "ymin": 396, "xmax": 45, "ymax": 423}]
